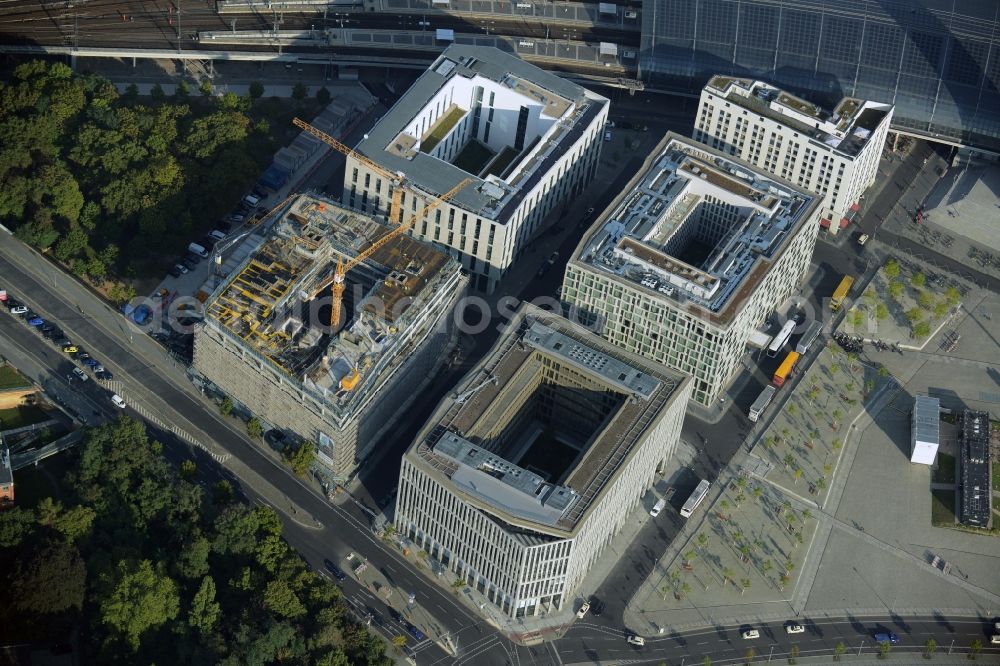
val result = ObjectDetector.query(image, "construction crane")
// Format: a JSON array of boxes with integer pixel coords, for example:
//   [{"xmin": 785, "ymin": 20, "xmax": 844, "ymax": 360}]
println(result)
[
  {"xmin": 293, "ymin": 117, "xmax": 408, "ymax": 223},
  {"xmin": 308, "ymin": 177, "xmax": 473, "ymax": 330}
]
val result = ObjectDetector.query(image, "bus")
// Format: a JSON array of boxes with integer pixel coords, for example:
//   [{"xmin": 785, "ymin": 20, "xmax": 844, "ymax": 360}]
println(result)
[
  {"xmin": 766, "ymin": 320, "xmax": 796, "ymax": 357},
  {"xmin": 795, "ymin": 320, "xmax": 822, "ymax": 355},
  {"xmin": 680, "ymin": 479, "xmax": 711, "ymax": 518},
  {"xmin": 830, "ymin": 275, "xmax": 855, "ymax": 311},
  {"xmin": 748, "ymin": 385, "xmax": 777, "ymax": 422},
  {"xmin": 772, "ymin": 351, "xmax": 800, "ymax": 387}
]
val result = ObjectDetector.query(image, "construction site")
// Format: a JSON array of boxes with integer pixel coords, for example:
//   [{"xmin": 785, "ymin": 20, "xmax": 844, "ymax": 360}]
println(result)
[{"xmin": 193, "ymin": 194, "xmax": 468, "ymax": 482}]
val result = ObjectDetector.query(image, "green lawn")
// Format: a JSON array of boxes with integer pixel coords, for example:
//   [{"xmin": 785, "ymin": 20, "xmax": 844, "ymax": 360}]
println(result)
[
  {"xmin": 0, "ymin": 364, "xmax": 31, "ymax": 391},
  {"xmin": 993, "ymin": 463, "xmax": 1000, "ymax": 494},
  {"xmin": 485, "ymin": 146, "xmax": 520, "ymax": 178},
  {"xmin": 930, "ymin": 489, "xmax": 956, "ymax": 526},
  {"xmin": 0, "ymin": 405, "xmax": 51, "ymax": 430},
  {"xmin": 421, "ymin": 105, "xmax": 466, "ymax": 153},
  {"xmin": 932, "ymin": 453, "xmax": 955, "ymax": 484},
  {"xmin": 452, "ymin": 140, "xmax": 495, "ymax": 175}
]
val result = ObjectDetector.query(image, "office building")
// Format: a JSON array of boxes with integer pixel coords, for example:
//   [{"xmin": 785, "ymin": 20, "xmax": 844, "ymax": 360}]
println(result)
[
  {"xmin": 639, "ymin": 0, "xmax": 1000, "ymax": 154},
  {"xmin": 561, "ymin": 133, "xmax": 821, "ymax": 405},
  {"xmin": 910, "ymin": 394, "xmax": 940, "ymax": 465},
  {"xmin": 395, "ymin": 304, "xmax": 691, "ymax": 618},
  {"xmin": 193, "ymin": 195, "xmax": 467, "ymax": 482},
  {"xmin": 693, "ymin": 77, "xmax": 893, "ymax": 232},
  {"xmin": 345, "ymin": 45, "xmax": 610, "ymax": 293},
  {"xmin": 959, "ymin": 410, "xmax": 991, "ymax": 528}
]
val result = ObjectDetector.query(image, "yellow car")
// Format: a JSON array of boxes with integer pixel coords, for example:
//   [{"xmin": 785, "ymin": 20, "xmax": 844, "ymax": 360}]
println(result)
[{"xmin": 62, "ymin": 345, "xmax": 78, "ymax": 354}]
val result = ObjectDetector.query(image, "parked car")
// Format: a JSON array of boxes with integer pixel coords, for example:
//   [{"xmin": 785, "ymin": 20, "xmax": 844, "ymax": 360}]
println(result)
[
  {"xmin": 27, "ymin": 316, "xmax": 44, "ymax": 326},
  {"xmin": 174, "ymin": 263, "xmax": 189, "ymax": 275},
  {"xmin": 77, "ymin": 352, "xmax": 91, "ymax": 361},
  {"xmin": 9, "ymin": 304, "xmax": 27, "ymax": 315},
  {"xmin": 43, "ymin": 327, "xmax": 62, "ymax": 340},
  {"xmin": 742, "ymin": 628, "xmax": 760, "ymax": 640},
  {"xmin": 328, "ymin": 566, "xmax": 347, "ymax": 582},
  {"xmin": 72, "ymin": 367, "xmax": 89, "ymax": 382},
  {"xmin": 537, "ymin": 251, "xmax": 559, "ymax": 277},
  {"xmin": 62, "ymin": 344, "xmax": 78, "ymax": 354},
  {"xmin": 82, "ymin": 357, "xmax": 99, "ymax": 367},
  {"xmin": 604, "ymin": 130, "xmax": 613, "ymax": 141},
  {"xmin": 588, "ymin": 595, "xmax": 604, "ymax": 616},
  {"xmin": 627, "ymin": 634, "xmax": 645, "ymax": 647},
  {"xmin": 252, "ymin": 186, "xmax": 269, "ymax": 200},
  {"xmin": 576, "ymin": 602, "xmax": 590, "ymax": 618},
  {"xmin": 873, "ymin": 632, "xmax": 900, "ymax": 645},
  {"xmin": 168, "ymin": 266, "xmax": 183, "ymax": 278},
  {"xmin": 110, "ymin": 394, "xmax": 127, "ymax": 409},
  {"xmin": 96, "ymin": 370, "xmax": 114, "ymax": 381},
  {"xmin": 786, "ymin": 623, "xmax": 805, "ymax": 634},
  {"xmin": 406, "ymin": 624, "xmax": 426, "ymax": 641},
  {"xmin": 184, "ymin": 251, "xmax": 201, "ymax": 264}
]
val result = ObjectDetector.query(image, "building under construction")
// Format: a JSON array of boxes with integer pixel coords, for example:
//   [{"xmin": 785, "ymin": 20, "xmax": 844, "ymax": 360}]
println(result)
[{"xmin": 193, "ymin": 194, "xmax": 468, "ymax": 482}]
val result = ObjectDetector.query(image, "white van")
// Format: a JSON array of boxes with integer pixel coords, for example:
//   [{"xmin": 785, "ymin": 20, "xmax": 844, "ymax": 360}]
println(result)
[
  {"xmin": 208, "ymin": 230, "xmax": 226, "ymax": 242},
  {"xmin": 244, "ymin": 194, "xmax": 261, "ymax": 207},
  {"xmin": 188, "ymin": 242, "xmax": 209, "ymax": 258},
  {"xmin": 650, "ymin": 498, "xmax": 667, "ymax": 517},
  {"xmin": 110, "ymin": 394, "xmax": 127, "ymax": 409}
]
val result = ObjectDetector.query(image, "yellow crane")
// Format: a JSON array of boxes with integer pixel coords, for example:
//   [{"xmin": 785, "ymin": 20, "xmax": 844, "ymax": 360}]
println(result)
[
  {"xmin": 293, "ymin": 117, "xmax": 409, "ymax": 223},
  {"xmin": 309, "ymin": 177, "xmax": 473, "ymax": 330}
]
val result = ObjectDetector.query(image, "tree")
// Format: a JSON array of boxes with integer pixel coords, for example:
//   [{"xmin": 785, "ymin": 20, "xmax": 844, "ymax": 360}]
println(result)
[
  {"xmin": 179, "ymin": 459, "xmax": 197, "ymax": 480},
  {"xmin": 188, "ymin": 576, "xmax": 221, "ymax": 635},
  {"xmin": 174, "ymin": 79, "xmax": 189, "ymax": 100},
  {"xmin": 914, "ymin": 321, "xmax": 931, "ymax": 339},
  {"xmin": 316, "ymin": 86, "xmax": 332, "ymax": 105},
  {"xmin": 150, "ymin": 83, "xmax": 166, "ymax": 102},
  {"xmin": 283, "ymin": 441, "xmax": 316, "ymax": 477},
  {"xmin": 722, "ymin": 567, "xmax": 733, "ymax": 585},
  {"xmin": 788, "ymin": 644, "xmax": 799, "ymax": 664},
  {"xmin": 878, "ymin": 640, "xmax": 891, "ymax": 658},
  {"xmin": 745, "ymin": 647, "xmax": 756, "ymax": 665},
  {"xmin": 734, "ymin": 493, "xmax": 746, "ymax": 507},
  {"xmin": 753, "ymin": 486, "xmax": 763, "ymax": 502},
  {"xmin": 917, "ymin": 289, "xmax": 934, "ymax": 309},
  {"xmin": 684, "ymin": 550, "xmax": 697, "ymax": 566},
  {"xmin": 99, "ymin": 559, "xmax": 180, "ymax": 650},
  {"xmin": 945, "ymin": 286, "xmax": 961, "ymax": 305},
  {"xmin": 793, "ymin": 469, "xmax": 804, "ymax": 485},
  {"xmin": 833, "ymin": 641, "xmax": 846, "ymax": 661},
  {"xmin": 199, "ymin": 79, "xmax": 213, "ymax": 96},
  {"xmin": 292, "ymin": 82, "xmax": 309, "ymax": 101},
  {"xmin": 247, "ymin": 417, "xmax": 263, "ymax": 439},
  {"xmin": 783, "ymin": 454, "xmax": 795, "ymax": 469},
  {"xmin": 779, "ymin": 573, "xmax": 791, "ymax": 590},
  {"xmin": 924, "ymin": 638, "xmax": 937, "ymax": 658},
  {"xmin": 263, "ymin": 579, "xmax": 306, "ymax": 619},
  {"xmin": 933, "ymin": 301, "xmax": 950, "ymax": 318},
  {"xmin": 848, "ymin": 308, "xmax": 865, "ymax": 329},
  {"xmin": 816, "ymin": 476, "xmax": 827, "ymax": 491},
  {"xmin": 884, "ymin": 259, "xmax": 900, "ymax": 278},
  {"xmin": 911, "ymin": 271, "xmax": 926, "ymax": 288},
  {"xmin": 788, "ymin": 403, "xmax": 798, "ymax": 416},
  {"xmin": 906, "ymin": 307, "xmax": 924, "ymax": 324},
  {"xmin": 739, "ymin": 578, "xmax": 751, "ymax": 596},
  {"xmin": 875, "ymin": 302, "xmax": 889, "ymax": 321},
  {"xmin": 10, "ymin": 542, "xmax": 86, "ymax": 615},
  {"xmin": 249, "ymin": 80, "xmax": 265, "ymax": 100},
  {"xmin": 176, "ymin": 535, "xmax": 211, "ymax": 579},
  {"xmin": 391, "ymin": 635, "xmax": 408, "ymax": 650},
  {"xmin": 968, "ymin": 638, "xmax": 982, "ymax": 660},
  {"xmin": 888, "ymin": 281, "xmax": 904, "ymax": 300},
  {"xmin": 703, "ymin": 657, "xmax": 712, "ymax": 666},
  {"xmin": 761, "ymin": 559, "xmax": 773, "ymax": 576},
  {"xmin": 829, "ymin": 363, "xmax": 840, "ymax": 376}
]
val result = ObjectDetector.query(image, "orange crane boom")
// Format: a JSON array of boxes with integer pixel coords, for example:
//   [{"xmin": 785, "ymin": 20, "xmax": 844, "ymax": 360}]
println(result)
[
  {"xmin": 310, "ymin": 178, "xmax": 473, "ymax": 329},
  {"xmin": 292, "ymin": 117, "xmax": 407, "ymax": 223}
]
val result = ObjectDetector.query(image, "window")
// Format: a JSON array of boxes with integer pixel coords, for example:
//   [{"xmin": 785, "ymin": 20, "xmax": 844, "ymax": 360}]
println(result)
[{"xmin": 351, "ymin": 168, "xmax": 358, "ymax": 183}]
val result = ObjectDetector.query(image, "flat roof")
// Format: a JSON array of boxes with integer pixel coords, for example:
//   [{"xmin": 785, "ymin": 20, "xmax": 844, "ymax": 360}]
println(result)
[
  {"xmin": 705, "ymin": 76, "xmax": 892, "ymax": 158},
  {"xmin": 571, "ymin": 132, "xmax": 819, "ymax": 326},
  {"xmin": 409, "ymin": 304, "xmax": 685, "ymax": 536},
  {"xmin": 354, "ymin": 44, "xmax": 606, "ymax": 219},
  {"xmin": 959, "ymin": 409, "xmax": 991, "ymax": 527},
  {"xmin": 203, "ymin": 194, "xmax": 461, "ymax": 418},
  {"xmin": 0, "ymin": 445, "xmax": 11, "ymax": 487},
  {"xmin": 912, "ymin": 395, "xmax": 940, "ymax": 446}
]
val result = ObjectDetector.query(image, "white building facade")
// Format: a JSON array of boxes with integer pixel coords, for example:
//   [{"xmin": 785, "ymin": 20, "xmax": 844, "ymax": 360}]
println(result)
[
  {"xmin": 395, "ymin": 306, "xmax": 690, "ymax": 618},
  {"xmin": 693, "ymin": 76, "xmax": 893, "ymax": 233},
  {"xmin": 345, "ymin": 45, "xmax": 609, "ymax": 293},
  {"xmin": 562, "ymin": 134, "xmax": 821, "ymax": 405}
]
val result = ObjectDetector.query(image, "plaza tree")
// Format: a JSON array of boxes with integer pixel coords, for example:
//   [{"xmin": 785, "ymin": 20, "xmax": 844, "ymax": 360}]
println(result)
[
  {"xmin": 875, "ymin": 302, "xmax": 889, "ymax": 320},
  {"xmin": 833, "ymin": 641, "xmax": 846, "ymax": 661},
  {"xmin": 924, "ymin": 638, "xmax": 937, "ymax": 658},
  {"xmin": 968, "ymin": 638, "xmax": 982, "ymax": 660},
  {"xmin": 906, "ymin": 307, "xmax": 924, "ymax": 325},
  {"xmin": 888, "ymin": 281, "xmax": 905, "ymax": 300},
  {"xmin": 914, "ymin": 321, "xmax": 931, "ymax": 339},
  {"xmin": 739, "ymin": 578, "xmax": 751, "ymax": 596},
  {"xmin": 884, "ymin": 259, "xmax": 900, "ymax": 279},
  {"xmin": 911, "ymin": 271, "xmax": 926, "ymax": 288}
]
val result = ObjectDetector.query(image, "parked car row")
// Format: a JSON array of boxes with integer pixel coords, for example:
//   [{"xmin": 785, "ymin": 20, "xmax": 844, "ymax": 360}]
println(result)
[{"xmin": 3, "ymin": 293, "xmax": 113, "ymax": 382}]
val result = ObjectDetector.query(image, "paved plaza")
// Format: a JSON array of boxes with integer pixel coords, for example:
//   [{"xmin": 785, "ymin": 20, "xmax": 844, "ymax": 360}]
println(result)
[
  {"xmin": 624, "ymin": 270, "xmax": 1000, "ymax": 635},
  {"xmin": 922, "ymin": 160, "xmax": 1000, "ymax": 256}
]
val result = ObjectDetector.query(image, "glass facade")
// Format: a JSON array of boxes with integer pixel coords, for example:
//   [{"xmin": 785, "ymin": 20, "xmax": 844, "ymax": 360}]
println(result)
[{"xmin": 640, "ymin": 0, "xmax": 1000, "ymax": 152}]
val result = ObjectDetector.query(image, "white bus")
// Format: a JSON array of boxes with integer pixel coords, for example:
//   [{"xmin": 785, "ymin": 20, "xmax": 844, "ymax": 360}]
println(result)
[
  {"xmin": 766, "ymin": 320, "xmax": 796, "ymax": 357},
  {"xmin": 748, "ymin": 385, "xmax": 777, "ymax": 422},
  {"xmin": 680, "ymin": 479, "xmax": 711, "ymax": 518}
]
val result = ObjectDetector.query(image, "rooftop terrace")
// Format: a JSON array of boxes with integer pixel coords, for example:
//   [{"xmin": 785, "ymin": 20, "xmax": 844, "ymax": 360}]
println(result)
[
  {"xmin": 706, "ymin": 75, "xmax": 891, "ymax": 157},
  {"xmin": 412, "ymin": 306, "xmax": 681, "ymax": 535},
  {"xmin": 574, "ymin": 133, "xmax": 816, "ymax": 324},
  {"xmin": 204, "ymin": 194, "xmax": 461, "ymax": 417}
]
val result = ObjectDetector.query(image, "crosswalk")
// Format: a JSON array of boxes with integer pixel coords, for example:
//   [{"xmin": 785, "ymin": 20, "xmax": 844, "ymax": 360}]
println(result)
[{"xmin": 111, "ymin": 380, "xmax": 231, "ymax": 464}]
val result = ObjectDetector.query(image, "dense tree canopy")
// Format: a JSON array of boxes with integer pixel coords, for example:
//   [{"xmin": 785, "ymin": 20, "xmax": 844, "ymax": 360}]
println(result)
[
  {"xmin": 0, "ymin": 61, "xmax": 275, "ymax": 281},
  {"xmin": 0, "ymin": 417, "xmax": 391, "ymax": 665}
]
